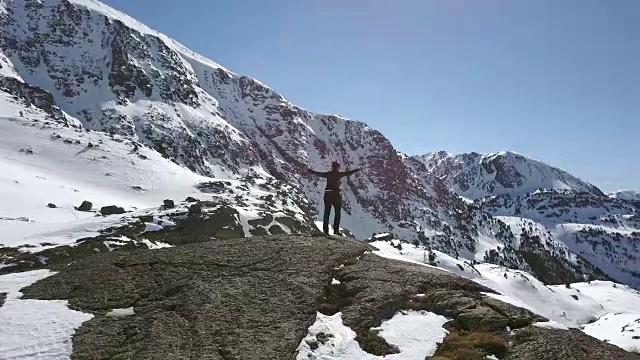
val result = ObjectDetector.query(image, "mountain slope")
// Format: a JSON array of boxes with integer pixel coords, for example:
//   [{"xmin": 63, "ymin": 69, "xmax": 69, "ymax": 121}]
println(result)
[
  {"xmin": 0, "ymin": 1, "xmax": 495, "ymax": 257},
  {"xmin": 480, "ymin": 191, "xmax": 640, "ymax": 288},
  {"xmin": 417, "ymin": 151, "xmax": 604, "ymax": 200}
]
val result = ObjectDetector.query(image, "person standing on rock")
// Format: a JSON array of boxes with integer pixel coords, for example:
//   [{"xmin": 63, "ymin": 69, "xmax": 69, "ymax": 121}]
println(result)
[{"xmin": 307, "ymin": 161, "xmax": 361, "ymax": 235}]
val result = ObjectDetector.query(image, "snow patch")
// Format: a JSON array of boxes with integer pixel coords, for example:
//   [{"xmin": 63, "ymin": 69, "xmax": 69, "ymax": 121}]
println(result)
[
  {"xmin": 0, "ymin": 270, "xmax": 93, "ymax": 359},
  {"xmin": 296, "ymin": 310, "xmax": 449, "ymax": 360},
  {"xmin": 582, "ymin": 313, "xmax": 640, "ymax": 351},
  {"xmin": 139, "ymin": 239, "xmax": 173, "ymax": 250},
  {"xmin": 106, "ymin": 307, "xmax": 135, "ymax": 317},
  {"xmin": 533, "ymin": 321, "xmax": 570, "ymax": 330}
]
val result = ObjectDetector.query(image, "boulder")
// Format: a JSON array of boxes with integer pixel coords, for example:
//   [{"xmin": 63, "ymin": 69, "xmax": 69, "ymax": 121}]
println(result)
[
  {"xmin": 188, "ymin": 203, "xmax": 202, "ymax": 216},
  {"xmin": 146, "ymin": 206, "xmax": 244, "ymax": 244},
  {"xmin": 46, "ymin": 203, "xmax": 57, "ymax": 209},
  {"xmin": 185, "ymin": 197, "xmax": 199, "ymax": 203},
  {"xmin": 100, "ymin": 205, "xmax": 125, "ymax": 216},
  {"xmin": 75, "ymin": 200, "xmax": 93, "ymax": 212},
  {"xmin": 163, "ymin": 199, "xmax": 175, "ymax": 209},
  {"xmin": 0, "ymin": 292, "xmax": 6, "ymax": 307},
  {"xmin": 268, "ymin": 224, "xmax": 286, "ymax": 235}
]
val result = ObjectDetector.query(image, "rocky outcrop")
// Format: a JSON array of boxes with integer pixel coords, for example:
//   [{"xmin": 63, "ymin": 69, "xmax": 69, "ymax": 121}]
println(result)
[
  {"xmin": 508, "ymin": 326, "xmax": 640, "ymax": 360},
  {"xmin": 324, "ymin": 251, "xmax": 545, "ymax": 358},
  {"xmin": 0, "ymin": 292, "xmax": 6, "ymax": 307},
  {"xmin": 18, "ymin": 235, "xmax": 635, "ymax": 360},
  {"xmin": 0, "ymin": 180, "xmax": 319, "ymax": 275},
  {"xmin": 21, "ymin": 236, "xmax": 372, "ymax": 359},
  {"xmin": 0, "ymin": 75, "xmax": 70, "ymax": 124}
]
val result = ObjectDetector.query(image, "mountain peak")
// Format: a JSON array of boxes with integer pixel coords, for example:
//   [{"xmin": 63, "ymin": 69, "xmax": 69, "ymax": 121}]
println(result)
[
  {"xmin": 416, "ymin": 150, "xmax": 604, "ymax": 199},
  {"xmin": 65, "ymin": 0, "xmax": 232, "ymax": 72}
]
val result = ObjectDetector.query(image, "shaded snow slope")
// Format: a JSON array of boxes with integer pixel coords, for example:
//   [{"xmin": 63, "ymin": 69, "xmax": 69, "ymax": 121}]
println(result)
[{"xmin": 553, "ymin": 224, "xmax": 640, "ymax": 289}]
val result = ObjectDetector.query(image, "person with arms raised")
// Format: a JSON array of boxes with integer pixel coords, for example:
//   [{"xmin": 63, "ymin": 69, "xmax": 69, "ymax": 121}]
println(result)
[{"xmin": 308, "ymin": 161, "xmax": 361, "ymax": 235}]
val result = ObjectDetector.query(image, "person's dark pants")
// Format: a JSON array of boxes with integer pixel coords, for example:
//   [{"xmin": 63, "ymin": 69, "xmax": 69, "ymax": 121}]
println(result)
[{"xmin": 323, "ymin": 191, "xmax": 342, "ymax": 234}]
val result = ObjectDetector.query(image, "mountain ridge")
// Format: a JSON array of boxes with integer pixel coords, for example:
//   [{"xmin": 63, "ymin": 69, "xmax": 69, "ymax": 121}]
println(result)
[
  {"xmin": 416, "ymin": 150, "xmax": 605, "ymax": 200},
  {"xmin": 609, "ymin": 190, "xmax": 640, "ymax": 202}
]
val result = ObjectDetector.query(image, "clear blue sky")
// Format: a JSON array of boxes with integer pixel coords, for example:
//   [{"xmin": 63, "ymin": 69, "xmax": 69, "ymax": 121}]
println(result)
[{"xmin": 101, "ymin": 0, "xmax": 639, "ymax": 192}]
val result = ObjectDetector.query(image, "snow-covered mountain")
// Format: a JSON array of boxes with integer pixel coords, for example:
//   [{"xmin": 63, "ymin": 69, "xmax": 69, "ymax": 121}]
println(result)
[
  {"xmin": 609, "ymin": 190, "xmax": 640, "ymax": 203},
  {"xmin": 417, "ymin": 151, "xmax": 604, "ymax": 200},
  {"xmin": 479, "ymin": 191, "xmax": 640, "ymax": 288},
  {"xmin": 417, "ymin": 150, "xmax": 639, "ymax": 288}
]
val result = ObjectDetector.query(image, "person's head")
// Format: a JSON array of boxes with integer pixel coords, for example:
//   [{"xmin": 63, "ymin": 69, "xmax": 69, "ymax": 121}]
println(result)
[{"xmin": 331, "ymin": 161, "xmax": 340, "ymax": 171}]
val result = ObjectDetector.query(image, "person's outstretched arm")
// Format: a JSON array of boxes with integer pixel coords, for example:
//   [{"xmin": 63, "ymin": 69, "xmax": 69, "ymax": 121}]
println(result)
[
  {"xmin": 340, "ymin": 168, "xmax": 361, "ymax": 177},
  {"xmin": 308, "ymin": 168, "xmax": 331, "ymax": 178}
]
